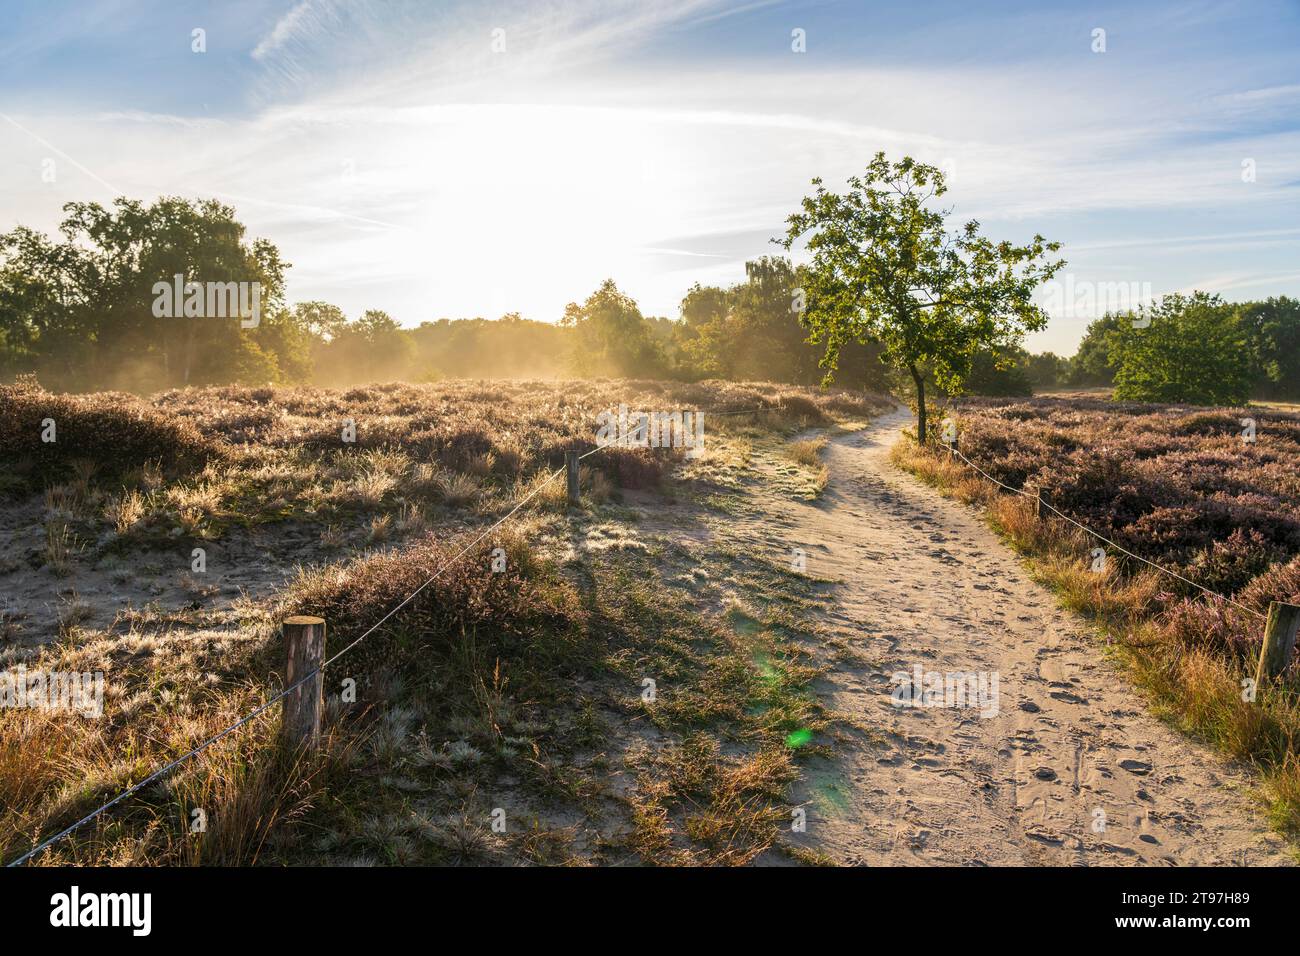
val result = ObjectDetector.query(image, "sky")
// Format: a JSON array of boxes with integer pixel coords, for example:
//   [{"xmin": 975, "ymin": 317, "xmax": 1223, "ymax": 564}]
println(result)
[{"xmin": 1, "ymin": 0, "xmax": 1298, "ymax": 356}]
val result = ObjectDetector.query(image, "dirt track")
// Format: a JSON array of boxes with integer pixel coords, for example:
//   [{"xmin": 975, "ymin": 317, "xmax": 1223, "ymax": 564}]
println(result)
[{"xmin": 758, "ymin": 409, "xmax": 1292, "ymax": 865}]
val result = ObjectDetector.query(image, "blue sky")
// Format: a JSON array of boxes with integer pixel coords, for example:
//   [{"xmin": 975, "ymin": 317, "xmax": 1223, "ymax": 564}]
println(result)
[{"xmin": 2, "ymin": 0, "xmax": 1298, "ymax": 355}]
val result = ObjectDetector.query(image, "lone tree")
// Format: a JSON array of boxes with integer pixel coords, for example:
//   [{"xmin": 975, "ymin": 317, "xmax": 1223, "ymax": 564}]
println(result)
[{"xmin": 781, "ymin": 153, "xmax": 1064, "ymax": 442}]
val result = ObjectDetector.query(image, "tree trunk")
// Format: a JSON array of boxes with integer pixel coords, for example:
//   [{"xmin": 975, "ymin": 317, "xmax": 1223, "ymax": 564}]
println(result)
[{"xmin": 911, "ymin": 365, "xmax": 927, "ymax": 443}]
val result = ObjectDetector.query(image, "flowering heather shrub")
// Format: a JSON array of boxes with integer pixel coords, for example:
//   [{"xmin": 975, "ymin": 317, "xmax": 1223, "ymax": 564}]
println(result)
[
  {"xmin": 952, "ymin": 396, "xmax": 1300, "ymax": 598},
  {"xmin": 150, "ymin": 379, "xmax": 890, "ymax": 490},
  {"xmin": 0, "ymin": 379, "xmax": 218, "ymax": 488},
  {"xmin": 1155, "ymin": 553, "xmax": 1300, "ymax": 668},
  {"xmin": 772, "ymin": 393, "xmax": 829, "ymax": 422},
  {"xmin": 595, "ymin": 446, "xmax": 679, "ymax": 489},
  {"xmin": 944, "ymin": 396, "xmax": 1300, "ymax": 677},
  {"xmin": 1242, "ymin": 554, "xmax": 1300, "ymax": 609}
]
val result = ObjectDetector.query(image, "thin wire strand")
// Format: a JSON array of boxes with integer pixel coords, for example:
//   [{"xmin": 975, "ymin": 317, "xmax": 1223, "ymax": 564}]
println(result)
[
  {"xmin": 7, "ymin": 465, "xmax": 568, "ymax": 867},
  {"xmin": 577, "ymin": 403, "xmax": 777, "ymax": 459},
  {"xmin": 945, "ymin": 443, "xmax": 1268, "ymax": 621},
  {"xmin": 6, "ymin": 396, "xmax": 852, "ymax": 866}
]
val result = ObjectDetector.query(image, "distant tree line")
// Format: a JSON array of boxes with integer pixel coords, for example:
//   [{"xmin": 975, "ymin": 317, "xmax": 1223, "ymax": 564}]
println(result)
[
  {"xmin": 1006, "ymin": 293, "xmax": 1300, "ymax": 404},
  {"xmin": 561, "ymin": 260, "xmax": 889, "ymax": 390},
  {"xmin": 0, "ymin": 197, "xmax": 887, "ymax": 393},
  {"xmin": 2, "ymin": 196, "xmax": 1297, "ymax": 407}
]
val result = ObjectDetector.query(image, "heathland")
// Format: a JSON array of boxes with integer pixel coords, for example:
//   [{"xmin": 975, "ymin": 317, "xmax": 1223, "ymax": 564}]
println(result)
[
  {"xmin": 896, "ymin": 396, "xmax": 1300, "ymax": 838},
  {"xmin": 1, "ymin": 377, "xmax": 892, "ymax": 864}
]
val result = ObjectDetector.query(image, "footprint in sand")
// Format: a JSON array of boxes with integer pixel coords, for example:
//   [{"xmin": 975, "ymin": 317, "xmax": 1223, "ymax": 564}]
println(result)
[{"xmin": 747, "ymin": 408, "xmax": 1293, "ymax": 867}]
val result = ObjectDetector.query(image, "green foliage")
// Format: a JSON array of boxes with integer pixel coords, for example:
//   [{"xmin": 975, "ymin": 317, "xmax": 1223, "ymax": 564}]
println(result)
[
  {"xmin": 671, "ymin": 257, "xmax": 891, "ymax": 389},
  {"xmin": 561, "ymin": 279, "xmax": 666, "ymax": 377},
  {"xmin": 1239, "ymin": 296, "xmax": 1300, "ymax": 400},
  {"xmin": 674, "ymin": 258, "xmax": 810, "ymax": 382},
  {"xmin": 676, "ymin": 282, "xmax": 731, "ymax": 379},
  {"xmin": 290, "ymin": 301, "xmax": 348, "ymax": 341},
  {"xmin": 0, "ymin": 197, "xmax": 287, "ymax": 391},
  {"xmin": 781, "ymin": 152, "xmax": 1064, "ymax": 439},
  {"xmin": 408, "ymin": 313, "xmax": 570, "ymax": 380},
  {"xmin": 336, "ymin": 310, "xmax": 414, "ymax": 383},
  {"xmin": 1109, "ymin": 292, "xmax": 1251, "ymax": 405},
  {"xmin": 1022, "ymin": 351, "xmax": 1069, "ymax": 391},
  {"xmin": 248, "ymin": 308, "xmax": 314, "ymax": 382},
  {"xmin": 1065, "ymin": 313, "xmax": 1125, "ymax": 387},
  {"xmin": 965, "ymin": 348, "xmax": 1034, "ymax": 396},
  {"xmin": 1052, "ymin": 297, "xmax": 1299, "ymax": 401}
]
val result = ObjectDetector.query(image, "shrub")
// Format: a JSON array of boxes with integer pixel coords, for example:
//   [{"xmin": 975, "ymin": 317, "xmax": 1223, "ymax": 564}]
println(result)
[
  {"xmin": 595, "ymin": 446, "xmax": 677, "ymax": 489},
  {"xmin": 0, "ymin": 380, "xmax": 218, "ymax": 488},
  {"xmin": 277, "ymin": 532, "xmax": 586, "ymax": 680},
  {"xmin": 944, "ymin": 397, "xmax": 1300, "ymax": 594},
  {"xmin": 774, "ymin": 394, "xmax": 827, "ymax": 422}
]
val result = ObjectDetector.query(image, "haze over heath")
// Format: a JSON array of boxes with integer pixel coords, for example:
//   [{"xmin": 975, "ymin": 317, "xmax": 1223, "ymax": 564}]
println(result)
[{"xmin": 2, "ymin": 0, "xmax": 1299, "ymax": 355}]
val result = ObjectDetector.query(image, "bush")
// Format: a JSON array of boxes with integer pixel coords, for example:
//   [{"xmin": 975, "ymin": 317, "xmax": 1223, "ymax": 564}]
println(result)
[
  {"xmin": 0, "ymin": 379, "xmax": 219, "ymax": 487},
  {"xmin": 774, "ymin": 394, "xmax": 827, "ymax": 422},
  {"xmin": 278, "ymin": 533, "xmax": 585, "ymax": 680},
  {"xmin": 595, "ymin": 446, "xmax": 678, "ymax": 489}
]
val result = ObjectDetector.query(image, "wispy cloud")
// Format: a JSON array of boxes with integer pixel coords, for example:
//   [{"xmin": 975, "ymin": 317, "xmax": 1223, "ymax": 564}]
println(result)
[
  {"xmin": 252, "ymin": 1, "xmax": 323, "ymax": 62},
  {"xmin": 1, "ymin": 0, "xmax": 1298, "ymax": 356},
  {"xmin": 1175, "ymin": 270, "xmax": 1300, "ymax": 296},
  {"xmin": 1213, "ymin": 83, "xmax": 1300, "ymax": 104},
  {"xmin": 0, "ymin": 112, "xmax": 121, "ymax": 197},
  {"xmin": 1071, "ymin": 228, "xmax": 1300, "ymax": 252}
]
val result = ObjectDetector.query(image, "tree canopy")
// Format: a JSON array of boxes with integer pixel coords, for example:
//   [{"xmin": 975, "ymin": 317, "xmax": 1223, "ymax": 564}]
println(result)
[
  {"xmin": 781, "ymin": 153, "xmax": 1064, "ymax": 440},
  {"xmin": 560, "ymin": 279, "xmax": 666, "ymax": 378},
  {"xmin": 0, "ymin": 197, "xmax": 286, "ymax": 390},
  {"xmin": 1240, "ymin": 296, "xmax": 1300, "ymax": 400},
  {"xmin": 1109, "ymin": 292, "xmax": 1251, "ymax": 405}
]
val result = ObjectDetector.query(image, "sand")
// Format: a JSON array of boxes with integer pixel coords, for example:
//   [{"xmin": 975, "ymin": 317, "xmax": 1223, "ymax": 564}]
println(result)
[{"xmin": 761, "ymin": 409, "xmax": 1291, "ymax": 865}]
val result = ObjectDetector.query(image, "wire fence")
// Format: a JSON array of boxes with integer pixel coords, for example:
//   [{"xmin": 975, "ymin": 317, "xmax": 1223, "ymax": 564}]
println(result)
[
  {"xmin": 6, "ymin": 400, "xmax": 793, "ymax": 867},
  {"xmin": 15, "ymin": 402, "xmax": 1252, "ymax": 866},
  {"xmin": 944, "ymin": 442, "xmax": 1269, "ymax": 622}
]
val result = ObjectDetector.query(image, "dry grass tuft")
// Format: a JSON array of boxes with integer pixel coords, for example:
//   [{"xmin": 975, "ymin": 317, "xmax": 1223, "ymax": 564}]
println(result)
[{"xmin": 785, "ymin": 436, "xmax": 827, "ymax": 468}]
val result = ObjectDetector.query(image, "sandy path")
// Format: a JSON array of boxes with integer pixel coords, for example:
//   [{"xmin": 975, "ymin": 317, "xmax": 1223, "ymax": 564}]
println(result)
[{"xmin": 757, "ymin": 409, "xmax": 1292, "ymax": 866}]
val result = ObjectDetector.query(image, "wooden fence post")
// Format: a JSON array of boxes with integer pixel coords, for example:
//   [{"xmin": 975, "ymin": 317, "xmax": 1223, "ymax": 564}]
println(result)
[
  {"xmin": 1036, "ymin": 488, "xmax": 1051, "ymax": 521},
  {"xmin": 566, "ymin": 450, "xmax": 580, "ymax": 506},
  {"xmin": 283, "ymin": 615, "xmax": 326, "ymax": 749},
  {"xmin": 1255, "ymin": 601, "xmax": 1300, "ymax": 685}
]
